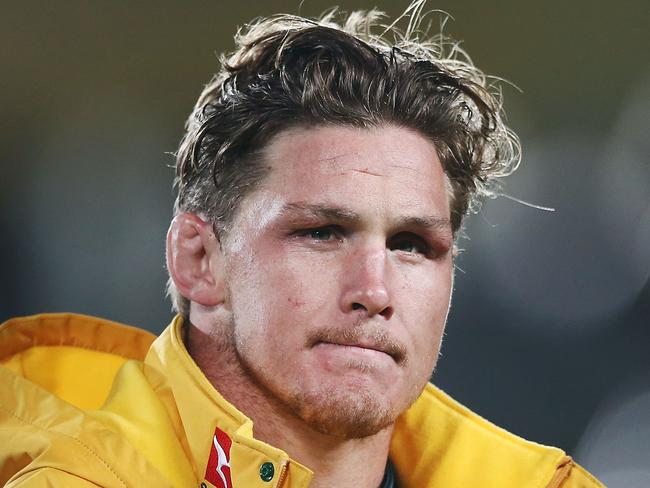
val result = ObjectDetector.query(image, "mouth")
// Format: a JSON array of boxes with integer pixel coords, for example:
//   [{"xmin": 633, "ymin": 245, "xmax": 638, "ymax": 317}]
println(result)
[
  {"xmin": 310, "ymin": 331, "xmax": 407, "ymax": 365},
  {"xmin": 315, "ymin": 340, "xmax": 393, "ymax": 359}
]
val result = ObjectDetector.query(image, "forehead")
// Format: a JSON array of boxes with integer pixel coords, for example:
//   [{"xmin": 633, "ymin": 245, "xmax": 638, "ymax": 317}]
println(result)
[{"xmin": 258, "ymin": 124, "xmax": 451, "ymax": 213}]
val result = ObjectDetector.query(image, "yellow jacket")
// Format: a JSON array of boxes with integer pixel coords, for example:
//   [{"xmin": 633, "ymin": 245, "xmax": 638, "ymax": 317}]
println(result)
[{"xmin": 0, "ymin": 313, "xmax": 603, "ymax": 487}]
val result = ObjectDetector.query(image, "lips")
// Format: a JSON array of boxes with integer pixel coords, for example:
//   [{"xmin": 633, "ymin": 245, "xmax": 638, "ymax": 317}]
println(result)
[
  {"xmin": 316, "ymin": 340, "xmax": 394, "ymax": 359},
  {"xmin": 309, "ymin": 327, "xmax": 407, "ymax": 365}
]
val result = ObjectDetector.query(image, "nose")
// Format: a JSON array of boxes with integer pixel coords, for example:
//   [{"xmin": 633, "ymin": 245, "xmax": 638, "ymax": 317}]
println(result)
[{"xmin": 339, "ymin": 243, "xmax": 393, "ymax": 319}]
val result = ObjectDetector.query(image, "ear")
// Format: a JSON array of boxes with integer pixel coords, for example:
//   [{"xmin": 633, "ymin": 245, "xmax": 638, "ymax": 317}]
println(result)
[{"xmin": 166, "ymin": 213, "xmax": 226, "ymax": 307}]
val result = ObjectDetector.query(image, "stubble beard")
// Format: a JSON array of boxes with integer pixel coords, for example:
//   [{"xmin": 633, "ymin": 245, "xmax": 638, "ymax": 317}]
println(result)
[
  {"xmin": 285, "ymin": 380, "xmax": 396, "ymax": 438},
  {"xmin": 230, "ymin": 317, "xmax": 429, "ymax": 440}
]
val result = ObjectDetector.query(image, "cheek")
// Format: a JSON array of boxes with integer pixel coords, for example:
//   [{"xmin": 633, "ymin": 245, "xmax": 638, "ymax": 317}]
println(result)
[
  {"xmin": 402, "ymin": 266, "xmax": 452, "ymax": 358},
  {"xmin": 228, "ymin": 251, "xmax": 332, "ymax": 340},
  {"xmin": 405, "ymin": 307, "xmax": 447, "ymax": 389},
  {"xmin": 259, "ymin": 245, "xmax": 340, "ymax": 302}
]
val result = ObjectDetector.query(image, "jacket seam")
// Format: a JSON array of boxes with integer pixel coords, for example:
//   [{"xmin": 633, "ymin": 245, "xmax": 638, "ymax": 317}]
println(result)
[
  {"xmin": 0, "ymin": 313, "xmax": 155, "ymax": 361},
  {"xmin": 8, "ymin": 465, "xmax": 104, "ymax": 487},
  {"xmin": 5, "ymin": 343, "xmax": 140, "ymax": 361},
  {"xmin": 544, "ymin": 456, "xmax": 573, "ymax": 488},
  {"xmin": 0, "ymin": 401, "xmax": 128, "ymax": 488}
]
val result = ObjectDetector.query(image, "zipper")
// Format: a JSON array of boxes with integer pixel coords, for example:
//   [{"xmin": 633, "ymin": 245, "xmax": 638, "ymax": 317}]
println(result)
[
  {"xmin": 545, "ymin": 456, "xmax": 574, "ymax": 488},
  {"xmin": 275, "ymin": 460, "xmax": 289, "ymax": 488}
]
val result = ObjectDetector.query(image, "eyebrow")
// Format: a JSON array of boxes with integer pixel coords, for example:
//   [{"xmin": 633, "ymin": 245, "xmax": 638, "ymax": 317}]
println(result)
[
  {"xmin": 279, "ymin": 203, "xmax": 452, "ymax": 235},
  {"xmin": 394, "ymin": 215, "xmax": 452, "ymax": 233},
  {"xmin": 280, "ymin": 203, "xmax": 360, "ymax": 224}
]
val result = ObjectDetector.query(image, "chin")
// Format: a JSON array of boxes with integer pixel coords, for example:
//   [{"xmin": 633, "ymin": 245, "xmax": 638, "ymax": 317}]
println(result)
[{"xmin": 291, "ymin": 385, "xmax": 398, "ymax": 439}]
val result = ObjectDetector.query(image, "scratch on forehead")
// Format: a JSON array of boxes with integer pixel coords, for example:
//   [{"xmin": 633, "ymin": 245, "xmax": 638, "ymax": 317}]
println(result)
[
  {"xmin": 351, "ymin": 168, "xmax": 384, "ymax": 177},
  {"xmin": 316, "ymin": 152, "xmax": 429, "ymax": 179},
  {"xmin": 314, "ymin": 147, "xmax": 385, "ymax": 168}
]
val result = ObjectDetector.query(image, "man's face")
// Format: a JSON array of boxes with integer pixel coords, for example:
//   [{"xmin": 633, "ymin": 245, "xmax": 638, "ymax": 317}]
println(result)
[{"xmin": 219, "ymin": 124, "xmax": 454, "ymax": 438}]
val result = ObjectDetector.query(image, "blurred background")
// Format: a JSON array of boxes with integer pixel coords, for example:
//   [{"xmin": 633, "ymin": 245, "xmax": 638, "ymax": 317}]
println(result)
[{"xmin": 1, "ymin": 1, "xmax": 648, "ymax": 485}]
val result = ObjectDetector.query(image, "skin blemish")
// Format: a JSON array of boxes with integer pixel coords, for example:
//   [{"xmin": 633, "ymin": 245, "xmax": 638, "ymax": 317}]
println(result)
[{"xmin": 287, "ymin": 297, "xmax": 305, "ymax": 308}]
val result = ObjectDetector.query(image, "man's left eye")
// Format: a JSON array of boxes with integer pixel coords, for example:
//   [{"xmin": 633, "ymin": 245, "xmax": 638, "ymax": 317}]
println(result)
[{"xmin": 388, "ymin": 233, "xmax": 430, "ymax": 255}]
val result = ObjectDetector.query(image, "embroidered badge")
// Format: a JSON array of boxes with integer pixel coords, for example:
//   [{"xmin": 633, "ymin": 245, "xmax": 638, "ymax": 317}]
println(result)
[{"xmin": 204, "ymin": 426, "xmax": 233, "ymax": 488}]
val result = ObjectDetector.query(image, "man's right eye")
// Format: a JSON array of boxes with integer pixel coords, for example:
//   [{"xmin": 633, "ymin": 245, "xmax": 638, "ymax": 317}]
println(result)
[{"xmin": 305, "ymin": 227, "xmax": 335, "ymax": 241}]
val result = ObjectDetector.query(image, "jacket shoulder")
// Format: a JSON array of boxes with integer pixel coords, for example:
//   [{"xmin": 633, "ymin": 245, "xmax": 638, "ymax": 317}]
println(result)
[
  {"xmin": 0, "ymin": 312, "xmax": 155, "ymax": 409},
  {"xmin": 0, "ymin": 313, "xmax": 171, "ymax": 487},
  {"xmin": 390, "ymin": 384, "xmax": 604, "ymax": 488}
]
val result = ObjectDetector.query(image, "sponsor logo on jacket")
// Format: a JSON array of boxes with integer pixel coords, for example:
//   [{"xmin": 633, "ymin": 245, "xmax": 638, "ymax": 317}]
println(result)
[{"xmin": 204, "ymin": 426, "xmax": 233, "ymax": 488}]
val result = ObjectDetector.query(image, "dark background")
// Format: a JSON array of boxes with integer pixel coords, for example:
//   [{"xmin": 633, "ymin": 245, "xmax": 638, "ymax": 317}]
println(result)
[{"xmin": 1, "ymin": 2, "xmax": 648, "ymax": 485}]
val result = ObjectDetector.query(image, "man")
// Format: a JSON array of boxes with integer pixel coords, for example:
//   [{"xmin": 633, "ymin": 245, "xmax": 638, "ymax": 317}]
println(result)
[{"xmin": 0, "ymin": 4, "xmax": 603, "ymax": 487}]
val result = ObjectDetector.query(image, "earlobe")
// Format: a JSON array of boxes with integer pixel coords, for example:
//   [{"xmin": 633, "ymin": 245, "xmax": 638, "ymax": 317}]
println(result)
[{"xmin": 166, "ymin": 213, "xmax": 226, "ymax": 307}]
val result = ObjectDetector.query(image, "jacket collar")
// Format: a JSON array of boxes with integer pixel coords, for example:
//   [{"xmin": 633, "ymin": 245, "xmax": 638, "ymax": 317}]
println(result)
[{"xmin": 144, "ymin": 315, "xmax": 314, "ymax": 487}]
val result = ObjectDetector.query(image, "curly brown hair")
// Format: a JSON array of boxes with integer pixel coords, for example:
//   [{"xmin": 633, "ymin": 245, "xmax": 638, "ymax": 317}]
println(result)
[{"xmin": 169, "ymin": 2, "xmax": 520, "ymax": 316}]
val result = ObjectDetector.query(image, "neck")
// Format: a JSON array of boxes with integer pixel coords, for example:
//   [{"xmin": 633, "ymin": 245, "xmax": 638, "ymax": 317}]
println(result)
[{"xmin": 187, "ymin": 314, "xmax": 393, "ymax": 488}]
